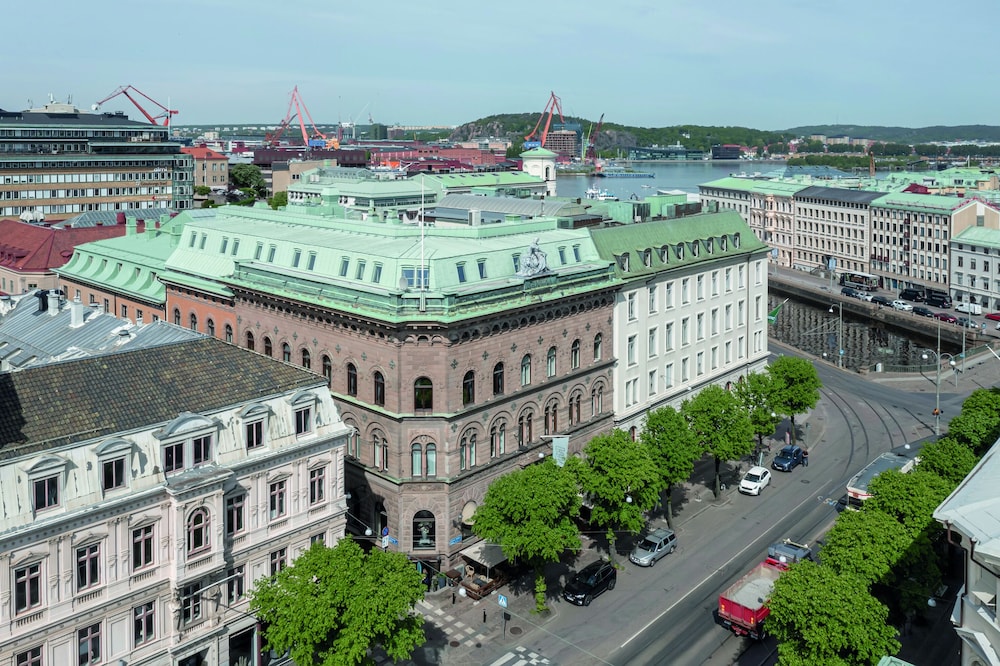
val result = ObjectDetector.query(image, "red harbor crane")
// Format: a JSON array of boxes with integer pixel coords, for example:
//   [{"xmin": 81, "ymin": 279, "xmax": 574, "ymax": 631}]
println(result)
[
  {"xmin": 93, "ymin": 85, "xmax": 178, "ymax": 126},
  {"xmin": 265, "ymin": 86, "xmax": 339, "ymax": 149},
  {"xmin": 584, "ymin": 113, "xmax": 605, "ymax": 162},
  {"xmin": 524, "ymin": 91, "xmax": 565, "ymax": 149}
]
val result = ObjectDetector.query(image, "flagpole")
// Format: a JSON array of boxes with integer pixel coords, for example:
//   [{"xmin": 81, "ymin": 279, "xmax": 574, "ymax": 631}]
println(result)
[{"xmin": 420, "ymin": 174, "xmax": 425, "ymax": 291}]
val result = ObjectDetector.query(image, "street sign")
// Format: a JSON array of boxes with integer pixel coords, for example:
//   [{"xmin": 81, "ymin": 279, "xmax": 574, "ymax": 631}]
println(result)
[
  {"xmin": 449, "ymin": 535, "xmax": 463, "ymax": 546},
  {"xmin": 381, "ymin": 527, "xmax": 390, "ymax": 537},
  {"xmin": 497, "ymin": 594, "xmax": 508, "ymax": 608},
  {"xmin": 387, "ymin": 536, "xmax": 399, "ymax": 545},
  {"xmin": 382, "ymin": 536, "xmax": 389, "ymax": 549}
]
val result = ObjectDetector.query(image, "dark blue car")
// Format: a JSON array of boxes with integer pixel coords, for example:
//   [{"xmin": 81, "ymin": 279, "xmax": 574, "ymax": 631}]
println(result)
[{"xmin": 772, "ymin": 445, "xmax": 804, "ymax": 472}]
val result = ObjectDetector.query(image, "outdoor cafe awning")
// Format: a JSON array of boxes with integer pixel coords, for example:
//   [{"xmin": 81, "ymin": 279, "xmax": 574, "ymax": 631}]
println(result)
[{"xmin": 459, "ymin": 541, "xmax": 507, "ymax": 569}]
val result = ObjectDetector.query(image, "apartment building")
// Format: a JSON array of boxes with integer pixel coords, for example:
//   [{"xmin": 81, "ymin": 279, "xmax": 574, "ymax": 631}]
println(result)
[
  {"xmin": 0, "ymin": 337, "xmax": 350, "ymax": 666},
  {"xmin": 794, "ymin": 186, "xmax": 883, "ymax": 275},
  {"xmin": 182, "ymin": 146, "xmax": 229, "ymax": 190},
  {"xmin": 951, "ymin": 219, "xmax": 1000, "ymax": 310}
]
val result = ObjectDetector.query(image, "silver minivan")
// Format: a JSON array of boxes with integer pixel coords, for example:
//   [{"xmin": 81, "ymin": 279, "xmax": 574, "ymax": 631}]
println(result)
[{"xmin": 629, "ymin": 528, "xmax": 677, "ymax": 567}]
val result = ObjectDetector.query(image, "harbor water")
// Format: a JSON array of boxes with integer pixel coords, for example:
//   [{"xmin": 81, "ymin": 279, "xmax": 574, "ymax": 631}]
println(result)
[{"xmin": 555, "ymin": 161, "xmax": 774, "ymax": 200}]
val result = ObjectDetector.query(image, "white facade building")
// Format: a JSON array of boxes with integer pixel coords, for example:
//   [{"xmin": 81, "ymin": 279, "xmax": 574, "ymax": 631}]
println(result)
[
  {"xmin": 590, "ymin": 211, "xmax": 771, "ymax": 435},
  {"xmin": 0, "ymin": 337, "xmax": 350, "ymax": 666}
]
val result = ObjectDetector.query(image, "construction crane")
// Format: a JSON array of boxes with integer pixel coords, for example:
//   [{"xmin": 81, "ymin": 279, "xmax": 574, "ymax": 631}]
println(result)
[
  {"xmin": 583, "ymin": 113, "xmax": 605, "ymax": 162},
  {"xmin": 93, "ymin": 85, "xmax": 178, "ymax": 126},
  {"xmin": 524, "ymin": 91, "xmax": 565, "ymax": 149},
  {"xmin": 265, "ymin": 86, "xmax": 339, "ymax": 149}
]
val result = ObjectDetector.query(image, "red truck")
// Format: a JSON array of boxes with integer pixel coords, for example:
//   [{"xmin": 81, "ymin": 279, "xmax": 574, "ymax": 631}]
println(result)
[{"xmin": 717, "ymin": 556, "xmax": 790, "ymax": 639}]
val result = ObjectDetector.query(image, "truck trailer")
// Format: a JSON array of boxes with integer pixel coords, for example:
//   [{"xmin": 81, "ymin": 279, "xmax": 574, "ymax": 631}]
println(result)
[{"xmin": 717, "ymin": 557, "xmax": 790, "ymax": 639}]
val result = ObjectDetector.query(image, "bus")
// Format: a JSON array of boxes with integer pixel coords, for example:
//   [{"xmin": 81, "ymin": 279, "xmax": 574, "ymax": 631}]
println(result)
[
  {"xmin": 839, "ymin": 270, "xmax": 881, "ymax": 292},
  {"xmin": 845, "ymin": 452, "xmax": 916, "ymax": 510}
]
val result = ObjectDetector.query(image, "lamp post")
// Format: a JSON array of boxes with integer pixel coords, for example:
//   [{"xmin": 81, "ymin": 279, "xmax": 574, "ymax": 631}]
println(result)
[
  {"xmin": 921, "ymin": 323, "xmax": 957, "ymax": 439},
  {"xmin": 828, "ymin": 303, "xmax": 844, "ymax": 368}
]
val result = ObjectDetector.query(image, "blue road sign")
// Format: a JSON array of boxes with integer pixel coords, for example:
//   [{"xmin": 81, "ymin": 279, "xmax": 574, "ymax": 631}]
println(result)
[
  {"xmin": 381, "ymin": 527, "xmax": 389, "ymax": 537},
  {"xmin": 449, "ymin": 535, "xmax": 463, "ymax": 546},
  {"xmin": 387, "ymin": 536, "xmax": 399, "ymax": 545},
  {"xmin": 498, "ymin": 594, "xmax": 508, "ymax": 608}
]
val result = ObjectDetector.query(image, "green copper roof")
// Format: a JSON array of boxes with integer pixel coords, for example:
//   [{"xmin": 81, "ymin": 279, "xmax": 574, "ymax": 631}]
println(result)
[
  {"xmin": 953, "ymin": 225, "xmax": 1000, "ymax": 249},
  {"xmin": 870, "ymin": 192, "xmax": 977, "ymax": 213},
  {"xmin": 589, "ymin": 211, "xmax": 768, "ymax": 279},
  {"xmin": 700, "ymin": 177, "xmax": 806, "ymax": 196},
  {"xmin": 520, "ymin": 147, "xmax": 558, "ymax": 157}
]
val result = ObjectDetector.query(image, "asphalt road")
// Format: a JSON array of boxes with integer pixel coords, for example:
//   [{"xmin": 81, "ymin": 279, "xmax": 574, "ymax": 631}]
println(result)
[{"xmin": 513, "ymin": 348, "xmax": 948, "ymax": 666}]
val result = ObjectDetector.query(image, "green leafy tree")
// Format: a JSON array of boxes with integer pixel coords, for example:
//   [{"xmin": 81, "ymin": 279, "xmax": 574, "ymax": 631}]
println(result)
[
  {"xmin": 733, "ymin": 371, "xmax": 782, "ymax": 456},
  {"xmin": 767, "ymin": 356, "xmax": 822, "ymax": 444},
  {"xmin": 768, "ymin": 561, "xmax": 900, "ymax": 666},
  {"xmin": 268, "ymin": 190, "xmax": 288, "ymax": 210},
  {"xmin": 249, "ymin": 539, "xmax": 426, "ymax": 666},
  {"xmin": 820, "ymin": 509, "xmax": 911, "ymax": 584},
  {"xmin": 879, "ymin": 530, "xmax": 942, "ymax": 619},
  {"xmin": 865, "ymin": 468, "xmax": 952, "ymax": 535},
  {"xmin": 230, "ymin": 163, "xmax": 268, "ymax": 198},
  {"xmin": 640, "ymin": 406, "xmax": 701, "ymax": 529},
  {"xmin": 569, "ymin": 429, "xmax": 663, "ymax": 563},
  {"xmin": 916, "ymin": 436, "xmax": 978, "ymax": 486},
  {"xmin": 194, "ymin": 185, "xmax": 211, "ymax": 196},
  {"xmin": 947, "ymin": 387, "xmax": 1000, "ymax": 452},
  {"xmin": 681, "ymin": 384, "xmax": 754, "ymax": 498},
  {"xmin": 472, "ymin": 459, "xmax": 582, "ymax": 613}
]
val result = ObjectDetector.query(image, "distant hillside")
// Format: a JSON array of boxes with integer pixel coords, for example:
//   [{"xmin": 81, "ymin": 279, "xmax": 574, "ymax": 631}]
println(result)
[{"xmin": 450, "ymin": 116, "xmax": 1000, "ymax": 148}]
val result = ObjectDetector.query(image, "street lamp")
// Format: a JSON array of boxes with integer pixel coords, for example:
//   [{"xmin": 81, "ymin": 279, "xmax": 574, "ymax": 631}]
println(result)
[
  {"xmin": 921, "ymin": 323, "xmax": 957, "ymax": 439},
  {"xmin": 828, "ymin": 304, "xmax": 844, "ymax": 368}
]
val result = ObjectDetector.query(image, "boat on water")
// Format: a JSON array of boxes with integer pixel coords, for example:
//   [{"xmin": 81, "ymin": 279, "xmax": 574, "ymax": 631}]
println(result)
[
  {"xmin": 585, "ymin": 186, "xmax": 618, "ymax": 201},
  {"xmin": 595, "ymin": 165, "xmax": 655, "ymax": 178}
]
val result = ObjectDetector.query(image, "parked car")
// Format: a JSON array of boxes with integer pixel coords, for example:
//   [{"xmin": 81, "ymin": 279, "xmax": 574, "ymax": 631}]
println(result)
[
  {"xmin": 899, "ymin": 288, "xmax": 925, "ymax": 302},
  {"xmin": 872, "ymin": 295, "xmax": 893, "ymax": 307},
  {"xmin": 926, "ymin": 294, "xmax": 953, "ymax": 308},
  {"xmin": 562, "ymin": 560, "xmax": 617, "ymax": 606},
  {"xmin": 957, "ymin": 317, "xmax": 980, "ymax": 329},
  {"xmin": 856, "ymin": 292, "xmax": 874, "ymax": 302},
  {"xmin": 739, "ymin": 466, "xmax": 772, "ymax": 496},
  {"xmin": 840, "ymin": 287, "xmax": 858, "ymax": 298},
  {"xmin": 912, "ymin": 306, "xmax": 935, "ymax": 317},
  {"xmin": 629, "ymin": 528, "xmax": 677, "ymax": 567},
  {"xmin": 935, "ymin": 312, "xmax": 958, "ymax": 323},
  {"xmin": 891, "ymin": 299, "xmax": 914, "ymax": 311},
  {"xmin": 772, "ymin": 445, "xmax": 804, "ymax": 472}
]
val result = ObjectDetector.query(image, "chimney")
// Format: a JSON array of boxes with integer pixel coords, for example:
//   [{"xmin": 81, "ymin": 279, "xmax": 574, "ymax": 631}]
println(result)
[
  {"xmin": 35, "ymin": 289, "xmax": 48, "ymax": 313},
  {"xmin": 116, "ymin": 212, "xmax": 127, "ymax": 225},
  {"xmin": 47, "ymin": 290, "xmax": 60, "ymax": 316},
  {"xmin": 70, "ymin": 297, "xmax": 85, "ymax": 327},
  {"xmin": 136, "ymin": 313, "xmax": 144, "ymax": 328},
  {"xmin": 125, "ymin": 216, "xmax": 137, "ymax": 236}
]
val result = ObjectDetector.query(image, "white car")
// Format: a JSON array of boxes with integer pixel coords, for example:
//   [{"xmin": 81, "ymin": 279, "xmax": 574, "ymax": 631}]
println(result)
[
  {"xmin": 739, "ymin": 466, "xmax": 772, "ymax": 495},
  {"xmin": 892, "ymin": 300, "xmax": 913, "ymax": 311},
  {"xmin": 856, "ymin": 292, "xmax": 873, "ymax": 302}
]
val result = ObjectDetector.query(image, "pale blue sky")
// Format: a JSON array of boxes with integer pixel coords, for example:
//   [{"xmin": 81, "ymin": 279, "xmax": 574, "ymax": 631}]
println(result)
[{"xmin": 6, "ymin": 0, "xmax": 998, "ymax": 130}]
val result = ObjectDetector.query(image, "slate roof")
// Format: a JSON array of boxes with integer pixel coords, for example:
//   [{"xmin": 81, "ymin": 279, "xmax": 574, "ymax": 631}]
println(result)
[
  {"xmin": 0, "ymin": 220, "xmax": 128, "ymax": 272},
  {"xmin": 0, "ymin": 337, "xmax": 325, "ymax": 460},
  {"xmin": 794, "ymin": 186, "xmax": 886, "ymax": 204}
]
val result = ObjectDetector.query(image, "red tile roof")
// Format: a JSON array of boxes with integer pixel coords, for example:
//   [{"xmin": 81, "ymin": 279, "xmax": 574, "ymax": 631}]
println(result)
[
  {"xmin": 181, "ymin": 146, "xmax": 228, "ymax": 161},
  {"xmin": 0, "ymin": 219, "xmax": 131, "ymax": 271}
]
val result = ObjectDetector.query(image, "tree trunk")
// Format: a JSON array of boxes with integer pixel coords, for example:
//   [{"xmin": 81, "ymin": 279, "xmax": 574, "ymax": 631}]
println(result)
[
  {"xmin": 790, "ymin": 414, "xmax": 797, "ymax": 443},
  {"xmin": 664, "ymin": 483, "xmax": 674, "ymax": 529},
  {"xmin": 607, "ymin": 526, "xmax": 617, "ymax": 564},
  {"xmin": 713, "ymin": 455, "xmax": 722, "ymax": 498}
]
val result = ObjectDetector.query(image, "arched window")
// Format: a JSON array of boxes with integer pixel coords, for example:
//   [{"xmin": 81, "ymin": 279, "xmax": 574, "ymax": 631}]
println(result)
[
  {"xmin": 412, "ymin": 510, "xmax": 435, "ymax": 550},
  {"xmin": 414, "ymin": 377, "xmax": 433, "ymax": 411},
  {"xmin": 282, "ymin": 343, "xmax": 291, "ymax": 362},
  {"xmin": 206, "ymin": 319, "xmax": 215, "ymax": 337},
  {"xmin": 491, "ymin": 420, "xmax": 506, "ymax": 458},
  {"xmin": 411, "ymin": 443, "xmax": 422, "ymax": 477},
  {"xmin": 462, "ymin": 370, "xmax": 475, "ymax": 406},
  {"xmin": 592, "ymin": 385, "xmax": 604, "ymax": 416},
  {"xmin": 322, "ymin": 355, "xmax": 332, "ymax": 387},
  {"xmin": 263, "ymin": 337, "xmax": 273, "ymax": 357},
  {"xmin": 569, "ymin": 392, "xmax": 582, "ymax": 425},
  {"xmin": 426, "ymin": 444, "xmax": 437, "ymax": 476},
  {"xmin": 173, "ymin": 308, "xmax": 181, "ymax": 326},
  {"xmin": 518, "ymin": 411, "xmax": 533, "ymax": 447},
  {"xmin": 493, "ymin": 362, "xmax": 504, "ymax": 396},
  {"xmin": 301, "ymin": 349, "xmax": 311, "ymax": 369},
  {"xmin": 546, "ymin": 347, "xmax": 557, "ymax": 378},
  {"xmin": 374, "ymin": 371, "xmax": 385, "ymax": 406},
  {"xmin": 593, "ymin": 333, "xmax": 603, "ymax": 361},
  {"xmin": 246, "ymin": 331, "xmax": 255, "ymax": 351},
  {"xmin": 224, "ymin": 324, "xmax": 233, "ymax": 343},
  {"xmin": 520, "ymin": 355, "xmax": 531, "ymax": 386},
  {"xmin": 346, "ymin": 363, "xmax": 358, "ymax": 396},
  {"xmin": 189, "ymin": 313, "xmax": 198, "ymax": 331},
  {"xmin": 372, "ymin": 431, "xmax": 388, "ymax": 471},
  {"xmin": 544, "ymin": 401, "xmax": 558, "ymax": 435},
  {"xmin": 187, "ymin": 508, "xmax": 210, "ymax": 555},
  {"xmin": 571, "ymin": 339, "xmax": 581, "ymax": 369}
]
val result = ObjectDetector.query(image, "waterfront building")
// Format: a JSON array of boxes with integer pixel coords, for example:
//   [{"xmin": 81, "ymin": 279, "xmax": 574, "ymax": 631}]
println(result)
[
  {"xmin": 934, "ymin": 438, "xmax": 1000, "ymax": 666},
  {"xmin": 0, "ymin": 99, "xmax": 193, "ymax": 223},
  {"xmin": 0, "ymin": 337, "xmax": 349, "ymax": 666},
  {"xmin": 793, "ymin": 186, "xmax": 883, "ymax": 275},
  {"xmin": 951, "ymin": 217, "xmax": 1000, "ymax": 310},
  {"xmin": 0, "ymin": 218, "xmax": 128, "ymax": 295},
  {"xmin": 589, "ymin": 211, "xmax": 771, "ymax": 435},
  {"xmin": 181, "ymin": 146, "xmax": 229, "ymax": 190}
]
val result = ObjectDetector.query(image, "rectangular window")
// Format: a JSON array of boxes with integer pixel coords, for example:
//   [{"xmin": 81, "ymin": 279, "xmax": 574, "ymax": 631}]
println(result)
[
  {"xmin": 648, "ymin": 328, "xmax": 657, "ymax": 358},
  {"xmin": 755, "ymin": 295, "xmax": 762, "ymax": 322},
  {"xmin": 270, "ymin": 548, "xmax": 287, "ymax": 576},
  {"xmin": 78, "ymin": 623, "xmax": 101, "ymax": 666},
  {"xmin": 696, "ymin": 275, "xmax": 704, "ymax": 300},
  {"xmin": 725, "ymin": 267, "xmax": 732, "ymax": 291},
  {"xmin": 228, "ymin": 565, "xmax": 246, "ymax": 604},
  {"xmin": 33, "ymin": 475, "xmax": 59, "ymax": 510},
  {"xmin": 627, "ymin": 335, "xmax": 637, "ymax": 365},
  {"xmin": 372, "ymin": 263, "xmax": 383, "ymax": 283},
  {"xmin": 664, "ymin": 322, "xmax": 673, "ymax": 351},
  {"xmin": 627, "ymin": 292, "xmax": 636, "ymax": 320},
  {"xmin": 711, "ymin": 346, "xmax": 719, "ymax": 369},
  {"xmin": 664, "ymin": 363, "xmax": 674, "ymax": 388},
  {"xmin": 725, "ymin": 340, "xmax": 733, "ymax": 363},
  {"xmin": 14, "ymin": 563, "xmax": 42, "ymax": 614},
  {"xmin": 181, "ymin": 583, "xmax": 201, "ymax": 624},
  {"xmin": 221, "ymin": 237, "xmax": 229, "ymax": 254},
  {"xmin": 121, "ymin": 304, "xmax": 127, "ymax": 318},
  {"xmin": 245, "ymin": 420, "xmax": 264, "ymax": 449},
  {"xmin": 133, "ymin": 601, "xmax": 155, "ymax": 646},
  {"xmin": 648, "ymin": 285, "xmax": 657, "ymax": 313},
  {"xmin": 711, "ymin": 271, "xmax": 719, "ymax": 295},
  {"xmin": 725, "ymin": 304, "xmax": 733, "ymax": 330},
  {"xmin": 291, "ymin": 248, "xmax": 301, "ymax": 268},
  {"xmin": 132, "ymin": 525, "xmax": 154, "ymax": 571},
  {"xmin": 309, "ymin": 467, "xmax": 326, "ymax": 504},
  {"xmin": 164, "ymin": 442, "xmax": 184, "ymax": 472},
  {"xmin": 681, "ymin": 278, "xmax": 690, "ymax": 304},
  {"xmin": 573, "ymin": 245, "xmax": 581, "ymax": 261},
  {"xmin": 648, "ymin": 369, "xmax": 657, "ymax": 396},
  {"xmin": 711, "ymin": 308, "xmax": 719, "ymax": 336},
  {"xmin": 16, "ymin": 647, "xmax": 42, "ymax": 666},
  {"xmin": 355, "ymin": 260, "xmax": 366, "ymax": 280},
  {"xmin": 307, "ymin": 252, "xmax": 317, "ymax": 270},
  {"xmin": 193, "ymin": 435, "xmax": 212, "ymax": 465},
  {"xmin": 664, "ymin": 281, "xmax": 674, "ymax": 308},
  {"xmin": 697, "ymin": 313, "xmax": 704, "ymax": 340},
  {"xmin": 76, "ymin": 543, "xmax": 100, "ymax": 591},
  {"xmin": 696, "ymin": 351, "xmax": 704, "ymax": 375},
  {"xmin": 477, "ymin": 259, "xmax": 487, "ymax": 278},
  {"xmin": 456, "ymin": 263, "xmax": 466, "ymax": 283},
  {"xmin": 681, "ymin": 357, "xmax": 690, "ymax": 382},
  {"xmin": 295, "ymin": 407, "xmax": 312, "ymax": 435},
  {"xmin": 681, "ymin": 317, "xmax": 690, "ymax": 345},
  {"xmin": 226, "ymin": 495, "xmax": 246, "ymax": 536},
  {"xmin": 102, "ymin": 457, "xmax": 126, "ymax": 491},
  {"xmin": 269, "ymin": 480, "xmax": 287, "ymax": 520},
  {"xmin": 339, "ymin": 257, "xmax": 350, "ymax": 276}
]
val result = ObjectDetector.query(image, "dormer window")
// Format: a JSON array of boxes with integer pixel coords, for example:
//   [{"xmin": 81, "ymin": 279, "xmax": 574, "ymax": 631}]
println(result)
[
  {"xmin": 616, "ymin": 254, "xmax": 630, "ymax": 271},
  {"xmin": 240, "ymin": 403, "xmax": 271, "ymax": 451},
  {"xmin": 642, "ymin": 249, "xmax": 652, "ymax": 267},
  {"xmin": 24, "ymin": 455, "xmax": 68, "ymax": 514},
  {"xmin": 288, "ymin": 391, "xmax": 320, "ymax": 438},
  {"xmin": 153, "ymin": 413, "xmax": 219, "ymax": 475}
]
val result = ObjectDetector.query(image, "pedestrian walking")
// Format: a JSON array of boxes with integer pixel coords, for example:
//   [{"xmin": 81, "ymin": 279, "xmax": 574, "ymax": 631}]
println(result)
[{"xmin": 803, "ymin": 450, "xmax": 809, "ymax": 467}]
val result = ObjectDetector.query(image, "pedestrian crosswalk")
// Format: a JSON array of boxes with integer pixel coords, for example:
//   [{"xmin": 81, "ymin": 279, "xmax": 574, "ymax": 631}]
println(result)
[{"xmin": 487, "ymin": 646, "xmax": 553, "ymax": 665}]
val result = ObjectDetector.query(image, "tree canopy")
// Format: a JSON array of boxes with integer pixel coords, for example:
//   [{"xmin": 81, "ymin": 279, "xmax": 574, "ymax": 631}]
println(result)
[
  {"xmin": 681, "ymin": 384, "xmax": 754, "ymax": 497},
  {"xmin": 472, "ymin": 459, "xmax": 581, "ymax": 611},
  {"xmin": 734, "ymin": 371, "xmax": 783, "ymax": 453},
  {"xmin": 916, "ymin": 436, "xmax": 979, "ymax": 486},
  {"xmin": 767, "ymin": 356, "xmax": 822, "ymax": 442},
  {"xmin": 250, "ymin": 539, "xmax": 426, "ymax": 666},
  {"xmin": 640, "ymin": 406, "xmax": 701, "ymax": 528},
  {"xmin": 819, "ymin": 509, "xmax": 911, "ymax": 584},
  {"xmin": 865, "ymin": 468, "xmax": 953, "ymax": 536},
  {"xmin": 230, "ymin": 163, "xmax": 268, "ymax": 198}
]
